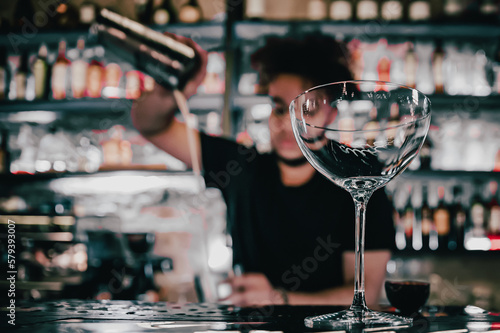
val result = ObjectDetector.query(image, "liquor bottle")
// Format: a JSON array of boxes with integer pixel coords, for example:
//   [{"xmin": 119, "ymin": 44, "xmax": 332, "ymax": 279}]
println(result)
[
  {"xmin": 434, "ymin": 186, "xmax": 450, "ymax": 250},
  {"xmin": 0, "ymin": 47, "xmax": 9, "ymax": 100},
  {"xmin": 381, "ymin": 0, "xmax": 403, "ymax": 21},
  {"xmin": 356, "ymin": 0, "xmax": 379, "ymax": 21},
  {"xmin": 377, "ymin": 54, "xmax": 391, "ymax": 83},
  {"xmin": 33, "ymin": 44, "xmax": 49, "ymax": 100},
  {"xmin": 308, "ymin": 0, "xmax": 328, "ymax": 20},
  {"xmin": 411, "ymin": 185, "xmax": 423, "ymax": 251},
  {"xmin": 432, "ymin": 40, "xmax": 445, "ymax": 94},
  {"xmin": 419, "ymin": 137, "xmax": 432, "ymax": 170},
  {"xmin": 92, "ymin": 8, "xmax": 200, "ymax": 90},
  {"xmin": 103, "ymin": 63, "xmax": 123, "ymax": 98},
  {"xmin": 405, "ymin": 41, "xmax": 417, "ymax": 89},
  {"xmin": 443, "ymin": 0, "xmax": 463, "ymax": 21},
  {"xmin": 152, "ymin": 0, "xmax": 178, "ymax": 25},
  {"xmin": 71, "ymin": 39, "xmax": 88, "ymax": 99},
  {"xmin": 0, "ymin": 15, "xmax": 10, "ymax": 33},
  {"xmin": 386, "ymin": 103, "xmax": 400, "ymax": 146},
  {"xmin": 52, "ymin": 40, "xmax": 71, "ymax": 100},
  {"xmin": 449, "ymin": 185, "xmax": 467, "ymax": 250},
  {"xmin": 0, "ymin": 129, "xmax": 10, "ymax": 174},
  {"xmin": 329, "ymin": 0, "xmax": 352, "ymax": 21},
  {"xmin": 408, "ymin": 0, "xmax": 431, "ymax": 22},
  {"xmin": 245, "ymin": 0, "xmax": 265, "ymax": 20},
  {"xmin": 126, "ymin": 70, "xmax": 142, "ymax": 99},
  {"xmin": 487, "ymin": 181, "xmax": 500, "ymax": 236},
  {"xmin": 480, "ymin": 0, "xmax": 498, "ymax": 23},
  {"xmin": 54, "ymin": 2, "xmax": 79, "ymax": 29},
  {"xmin": 79, "ymin": 1, "xmax": 98, "ymax": 28},
  {"xmin": 470, "ymin": 183, "xmax": 487, "ymax": 238},
  {"xmin": 178, "ymin": 0, "xmax": 203, "ymax": 23},
  {"xmin": 403, "ymin": 187, "xmax": 415, "ymax": 249},
  {"xmin": 421, "ymin": 185, "xmax": 433, "ymax": 250},
  {"xmin": 14, "ymin": 0, "xmax": 39, "ymax": 30},
  {"xmin": 135, "ymin": 0, "xmax": 154, "ymax": 25},
  {"xmin": 15, "ymin": 51, "xmax": 29, "ymax": 100},
  {"xmin": 86, "ymin": 49, "xmax": 104, "ymax": 98},
  {"xmin": 363, "ymin": 107, "xmax": 380, "ymax": 146}
]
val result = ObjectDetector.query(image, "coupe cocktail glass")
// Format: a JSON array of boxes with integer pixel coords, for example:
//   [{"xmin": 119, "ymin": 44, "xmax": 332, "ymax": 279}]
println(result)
[{"xmin": 289, "ymin": 81, "xmax": 431, "ymax": 329}]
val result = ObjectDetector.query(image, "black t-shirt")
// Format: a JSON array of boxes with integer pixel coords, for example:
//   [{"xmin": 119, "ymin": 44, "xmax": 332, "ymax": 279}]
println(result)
[{"xmin": 200, "ymin": 133, "xmax": 395, "ymax": 293}]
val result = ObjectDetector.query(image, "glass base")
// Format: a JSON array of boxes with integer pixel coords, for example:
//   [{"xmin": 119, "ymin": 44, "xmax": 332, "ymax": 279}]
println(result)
[{"xmin": 304, "ymin": 308, "xmax": 413, "ymax": 330}]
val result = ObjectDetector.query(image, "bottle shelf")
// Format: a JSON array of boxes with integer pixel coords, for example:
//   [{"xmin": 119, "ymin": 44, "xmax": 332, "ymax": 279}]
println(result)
[
  {"xmin": 234, "ymin": 21, "xmax": 500, "ymax": 41},
  {"xmin": 2, "ymin": 169, "xmax": 499, "ymax": 186},
  {"xmin": 0, "ymin": 94, "xmax": 226, "ymax": 115},
  {"xmin": 0, "ymin": 22, "xmax": 225, "ymax": 50},
  {"xmin": 401, "ymin": 170, "xmax": 500, "ymax": 181}
]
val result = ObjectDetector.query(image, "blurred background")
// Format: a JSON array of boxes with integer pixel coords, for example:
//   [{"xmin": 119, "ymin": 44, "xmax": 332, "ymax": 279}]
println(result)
[{"xmin": 0, "ymin": 0, "xmax": 499, "ymax": 310}]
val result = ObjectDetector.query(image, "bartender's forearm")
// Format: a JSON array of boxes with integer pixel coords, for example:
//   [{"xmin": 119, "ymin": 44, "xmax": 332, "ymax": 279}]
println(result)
[{"xmin": 131, "ymin": 84, "xmax": 178, "ymax": 137}]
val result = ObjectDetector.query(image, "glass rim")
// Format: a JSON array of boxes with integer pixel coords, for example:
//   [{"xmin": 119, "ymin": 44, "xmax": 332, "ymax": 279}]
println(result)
[{"xmin": 291, "ymin": 80, "xmax": 432, "ymax": 109}]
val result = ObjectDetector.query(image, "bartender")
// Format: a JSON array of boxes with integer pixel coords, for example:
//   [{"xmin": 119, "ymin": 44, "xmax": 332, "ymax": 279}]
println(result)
[{"xmin": 131, "ymin": 34, "xmax": 395, "ymax": 306}]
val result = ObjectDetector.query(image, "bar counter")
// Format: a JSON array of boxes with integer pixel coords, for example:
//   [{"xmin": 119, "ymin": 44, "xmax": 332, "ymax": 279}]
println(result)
[{"xmin": 2, "ymin": 300, "xmax": 499, "ymax": 333}]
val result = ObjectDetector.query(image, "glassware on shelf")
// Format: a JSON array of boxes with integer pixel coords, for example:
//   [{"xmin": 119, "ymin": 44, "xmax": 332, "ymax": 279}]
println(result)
[
  {"xmin": 290, "ymin": 81, "xmax": 431, "ymax": 329},
  {"xmin": 415, "ymin": 41, "xmax": 435, "ymax": 95},
  {"xmin": 329, "ymin": 0, "xmax": 352, "ymax": 21}
]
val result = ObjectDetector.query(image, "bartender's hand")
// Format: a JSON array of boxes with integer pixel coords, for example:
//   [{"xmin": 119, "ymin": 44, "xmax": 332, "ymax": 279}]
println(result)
[
  {"xmin": 131, "ymin": 32, "xmax": 207, "ymax": 138},
  {"xmin": 160, "ymin": 32, "xmax": 208, "ymax": 99},
  {"xmin": 223, "ymin": 273, "xmax": 286, "ymax": 306}
]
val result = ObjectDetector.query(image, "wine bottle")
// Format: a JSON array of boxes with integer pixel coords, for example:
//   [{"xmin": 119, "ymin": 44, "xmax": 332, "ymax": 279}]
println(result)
[
  {"xmin": 449, "ymin": 185, "xmax": 467, "ymax": 251},
  {"xmin": 434, "ymin": 186, "xmax": 451, "ymax": 251},
  {"xmin": 0, "ymin": 129, "xmax": 10, "ymax": 174},
  {"xmin": 381, "ymin": 0, "xmax": 403, "ymax": 21},
  {"xmin": 71, "ymin": 39, "xmax": 88, "ymax": 99},
  {"xmin": 419, "ymin": 137, "xmax": 432, "ymax": 170},
  {"xmin": 403, "ymin": 186, "xmax": 414, "ymax": 249},
  {"xmin": 178, "ymin": 0, "xmax": 203, "ymax": 23},
  {"xmin": 52, "ymin": 40, "xmax": 71, "ymax": 100},
  {"xmin": 152, "ymin": 0, "xmax": 178, "ymax": 25},
  {"xmin": 0, "ymin": 47, "xmax": 9, "ymax": 101},
  {"xmin": 329, "ymin": 0, "xmax": 352, "ymax": 21},
  {"xmin": 470, "ymin": 183, "xmax": 487, "ymax": 238},
  {"xmin": 432, "ymin": 40, "xmax": 445, "ymax": 94},
  {"xmin": 487, "ymin": 181, "xmax": 500, "ymax": 236},
  {"xmin": 33, "ymin": 44, "xmax": 49, "ymax": 100},
  {"xmin": 91, "ymin": 8, "xmax": 200, "ymax": 90},
  {"xmin": 15, "ymin": 51, "xmax": 29, "ymax": 100},
  {"xmin": 421, "ymin": 185, "xmax": 433, "ymax": 250}
]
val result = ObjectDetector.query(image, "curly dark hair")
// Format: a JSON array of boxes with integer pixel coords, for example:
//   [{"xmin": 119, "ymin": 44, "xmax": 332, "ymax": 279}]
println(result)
[{"xmin": 250, "ymin": 35, "xmax": 353, "ymax": 92}]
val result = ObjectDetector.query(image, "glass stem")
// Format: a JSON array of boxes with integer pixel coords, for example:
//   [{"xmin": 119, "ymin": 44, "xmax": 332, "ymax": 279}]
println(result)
[{"xmin": 350, "ymin": 191, "xmax": 373, "ymax": 313}]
